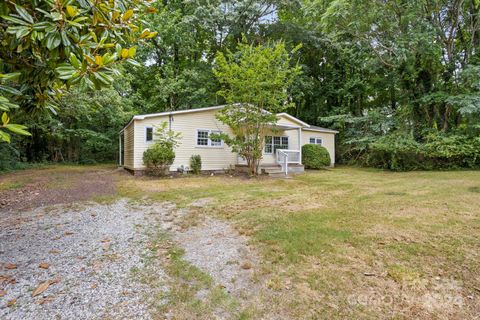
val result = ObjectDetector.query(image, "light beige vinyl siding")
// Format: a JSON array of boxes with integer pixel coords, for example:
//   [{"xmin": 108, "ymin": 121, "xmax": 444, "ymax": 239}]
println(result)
[
  {"xmin": 127, "ymin": 109, "xmax": 336, "ymax": 170},
  {"xmin": 276, "ymin": 114, "xmax": 304, "ymax": 127},
  {"xmin": 301, "ymin": 130, "xmax": 336, "ymax": 165},
  {"xmin": 123, "ymin": 122, "xmax": 135, "ymax": 169},
  {"xmin": 133, "ymin": 109, "xmax": 237, "ymax": 171}
]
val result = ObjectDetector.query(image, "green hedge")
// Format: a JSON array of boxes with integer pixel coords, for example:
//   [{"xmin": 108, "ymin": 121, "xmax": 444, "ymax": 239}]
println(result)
[
  {"xmin": 364, "ymin": 133, "xmax": 480, "ymax": 171},
  {"xmin": 143, "ymin": 143, "xmax": 175, "ymax": 176},
  {"xmin": 302, "ymin": 144, "xmax": 331, "ymax": 169}
]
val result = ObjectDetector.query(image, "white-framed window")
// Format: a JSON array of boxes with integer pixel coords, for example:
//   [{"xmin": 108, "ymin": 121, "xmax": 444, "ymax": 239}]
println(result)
[
  {"xmin": 309, "ymin": 137, "xmax": 323, "ymax": 145},
  {"xmin": 145, "ymin": 126, "xmax": 153, "ymax": 142},
  {"xmin": 264, "ymin": 135, "xmax": 289, "ymax": 154},
  {"xmin": 196, "ymin": 129, "xmax": 223, "ymax": 147}
]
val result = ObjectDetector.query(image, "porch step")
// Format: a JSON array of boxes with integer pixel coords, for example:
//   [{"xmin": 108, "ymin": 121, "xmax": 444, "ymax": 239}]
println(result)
[
  {"xmin": 261, "ymin": 165, "xmax": 282, "ymax": 174},
  {"xmin": 261, "ymin": 164, "xmax": 305, "ymax": 177},
  {"xmin": 267, "ymin": 170, "xmax": 294, "ymax": 179}
]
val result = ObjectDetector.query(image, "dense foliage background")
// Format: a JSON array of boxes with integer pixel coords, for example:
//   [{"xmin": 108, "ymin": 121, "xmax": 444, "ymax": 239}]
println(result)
[{"xmin": 2, "ymin": 0, "xmax": 480, "ymax": 171}]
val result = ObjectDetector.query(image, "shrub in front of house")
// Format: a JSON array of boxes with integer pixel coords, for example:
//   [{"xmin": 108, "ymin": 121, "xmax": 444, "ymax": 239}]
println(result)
[
  {"xmin": 302, "ymin": 144, "xmax": 331, "ymax": 169},
  {"xmin": 143, "ymin": 143, "xmax": 175, "ymax": 176},
  {"xmin": 190, "ymin": 155, "xmax": 202, "ymax": 174}
]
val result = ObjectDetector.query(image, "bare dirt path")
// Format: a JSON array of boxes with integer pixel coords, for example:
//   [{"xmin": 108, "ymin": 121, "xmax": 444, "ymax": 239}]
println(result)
[{"xmin": 0, "ymin": 166, "xmax": 118, "ymax": 213}]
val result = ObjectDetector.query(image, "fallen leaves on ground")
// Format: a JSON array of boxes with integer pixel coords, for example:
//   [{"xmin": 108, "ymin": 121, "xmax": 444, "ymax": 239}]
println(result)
[
  {"xmin": 7, "ymin": 299, "xmax": 16, "ymax": 307},
  {"xmin": 39, "ymin": 263, "xmax": 50, "ymax": 269},
  {"xmin": 5, "ymin": 263, "xmax": 17, "ymax": 270},
  {"xmin": 37, "ymin": 295, "xmax": 55, "ymax": 305},
  {"xmin": 0, "ymin": 275, "xmax": 16, "ymax": 284},
  {"xmin": 0, "ymin": 290, "xmax": 6, "ymax": 297},
  {"xmin": 32, "ymin": 277, "xmax": 61, "ymax": 297}
]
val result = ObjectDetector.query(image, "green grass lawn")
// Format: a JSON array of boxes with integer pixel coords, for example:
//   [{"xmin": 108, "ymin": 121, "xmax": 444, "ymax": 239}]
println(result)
[
  {"xmin": 2, "ymin": 165, "xmax": 478, "ymax": 318},
  {"xmin": 119, "ymin": 167, "xmax": 480, "ymax": 319}
]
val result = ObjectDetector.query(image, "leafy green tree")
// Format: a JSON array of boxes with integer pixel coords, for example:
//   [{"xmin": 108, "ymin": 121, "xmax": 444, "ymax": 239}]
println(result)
[
  {"xmin": 213, "ymin": 40, "xmax": 301, "ymax": 175},
  {"xmin": 273, "ymin": 0, "xmax": 480, "ymax": 166},
  {"xmin": 127, "ymin": 0, "xmax": 281, "ymax": 114},
  {"xmin": 0, "ymin": 0, "xmax": 157, "ymax": 142},
  {"xmin": 7, "ymin": 82, "xmax": 134, "ymax": 163}
]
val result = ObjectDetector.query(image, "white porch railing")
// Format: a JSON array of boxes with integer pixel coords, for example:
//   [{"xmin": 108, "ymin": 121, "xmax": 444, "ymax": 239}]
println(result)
[{"xmin": 276, "ymin": 149, "xmax": 301, "ymax": 175}]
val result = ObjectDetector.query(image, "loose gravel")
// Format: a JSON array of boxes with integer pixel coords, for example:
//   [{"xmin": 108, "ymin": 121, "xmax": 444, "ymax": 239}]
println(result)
[
  {"xmin": 0, "ymin": 197, "xmax": 260, "ymax": 319},
  {"xmin": 0, "ymin": 199, "xmax": 168, "ymax": 320},
  {"xmin": 175, "ymin": 216, "xmax": 259, "ymax": 297}
]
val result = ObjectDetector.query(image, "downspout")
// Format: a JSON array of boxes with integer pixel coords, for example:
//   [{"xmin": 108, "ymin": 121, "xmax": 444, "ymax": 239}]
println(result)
[
  {"xmin": 169, "ymin": 113, "xmax": 174, "ymax": 130},
  {"xmin": 298, "ymin": 127, "xmax": 302, "ymax": 165}
]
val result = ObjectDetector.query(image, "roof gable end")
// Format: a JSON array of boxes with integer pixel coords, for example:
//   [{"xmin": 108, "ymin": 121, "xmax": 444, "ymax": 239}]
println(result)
[{"xmin": 276, "ymin": 113, "xmax": 310, "ymax": 127}]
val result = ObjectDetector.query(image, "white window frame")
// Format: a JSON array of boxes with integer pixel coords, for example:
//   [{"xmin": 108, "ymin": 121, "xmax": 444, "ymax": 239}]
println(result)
[
  {"xmin": 196, "ymin": 129, "xmax": 224, "ymax": 148},
  {"xmin": 309, "ymin": 137, "xmax": 323, "ymax": 145},
  {"xmin": 264, "ymin": 135, "xmax": 289, "ymax": 154},
  {"xmin": 145, "ymin": 126, "xmax": 154, "ymax": 143}
]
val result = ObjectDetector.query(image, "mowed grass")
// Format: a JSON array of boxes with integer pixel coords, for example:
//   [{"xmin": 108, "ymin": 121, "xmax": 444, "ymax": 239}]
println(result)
[{"xmin": 119, "ymin": 167, "xmax": 480, "ymax": 319}]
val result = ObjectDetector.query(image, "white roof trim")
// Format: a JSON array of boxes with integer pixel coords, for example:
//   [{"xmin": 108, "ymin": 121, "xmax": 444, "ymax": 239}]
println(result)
[
  {"xmin": 134, "ymin": 105, "xmax": 227, "ymax": 120},
  {"xmin": 120, "ymin": 105, "xmax": 227, "ymax": 133},
  {"xmin": 276, "ymin": 113, "xmax": 311, "ymax": 127},
  {"xmin": 120, "ymin": 105, "xmax": 337, "ymax": 134},
  {"xmin": 302, "ymin": 127, "xmax": 339, "ymax": 134}
]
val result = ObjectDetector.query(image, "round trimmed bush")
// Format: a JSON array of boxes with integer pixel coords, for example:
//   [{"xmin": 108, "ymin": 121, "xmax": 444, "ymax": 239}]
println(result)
[
  {"xmin": 143, "ymin": 143, "xmax": 175, "ymax": 176},
  {"xmin": 302, "ymin": 144, "xmax": 331, "ymax": 169}
]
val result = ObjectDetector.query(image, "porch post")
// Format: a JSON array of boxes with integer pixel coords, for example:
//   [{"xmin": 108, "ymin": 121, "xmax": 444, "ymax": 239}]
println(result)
[
  {"xmin": 298, "ymin": 127, "xmax": 302, "ymax": 164},
  {"xmin": 118, "ymin": 133, "xmax": 122, "ymax": 167}
]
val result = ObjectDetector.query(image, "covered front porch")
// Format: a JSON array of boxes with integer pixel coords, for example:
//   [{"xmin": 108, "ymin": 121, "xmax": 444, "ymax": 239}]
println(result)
[{"xmin": 237, "ymin": 124, "xmax": 304, "ymax": 175}]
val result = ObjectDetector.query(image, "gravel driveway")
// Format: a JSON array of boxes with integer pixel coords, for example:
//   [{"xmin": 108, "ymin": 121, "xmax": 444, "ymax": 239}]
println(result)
[
  {"xmin": 0, "ymin": 194, "xmax": 262, "ymax": 320},
  {"xmin": 0, "ymin": 199, "xmax": 168, "ymax": 320}
]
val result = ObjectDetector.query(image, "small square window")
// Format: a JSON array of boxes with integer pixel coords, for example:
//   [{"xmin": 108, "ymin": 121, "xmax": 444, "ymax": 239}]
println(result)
[
  {"xmin": 309, "ymin": 138, "xmax": 316, "ymax": 144},
  {"xmin": 197, "ymin": 130, "xmax": 209, "ymax": 146},
  {"xmin": 146, "ymin": 127, "xmax": 153, "ymax": 142}
]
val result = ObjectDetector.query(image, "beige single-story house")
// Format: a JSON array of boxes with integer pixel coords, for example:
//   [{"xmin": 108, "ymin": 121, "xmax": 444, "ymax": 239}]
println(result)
[{"xmin": 119, "ymin": 105, "xmax": 338, "ymax": 175}]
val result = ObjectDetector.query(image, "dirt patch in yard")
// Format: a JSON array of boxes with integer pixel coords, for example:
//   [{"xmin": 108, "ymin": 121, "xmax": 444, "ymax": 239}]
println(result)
[{"xmin": 0, "ymin": 166, "xmax": 118, "ymax": 213}]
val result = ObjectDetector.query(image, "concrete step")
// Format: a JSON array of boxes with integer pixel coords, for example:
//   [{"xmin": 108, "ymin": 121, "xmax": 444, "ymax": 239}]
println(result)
[
  {"xmin": 259, "ymin": 164, "xmax": 305, "ymax": 176},
  {"xmin": 262, "ymin": 167, "xmax": 282, "ymax": 174},
  {"xmin": 268, "ymin": 171, "xmax": 293, "ymax": 179}
]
